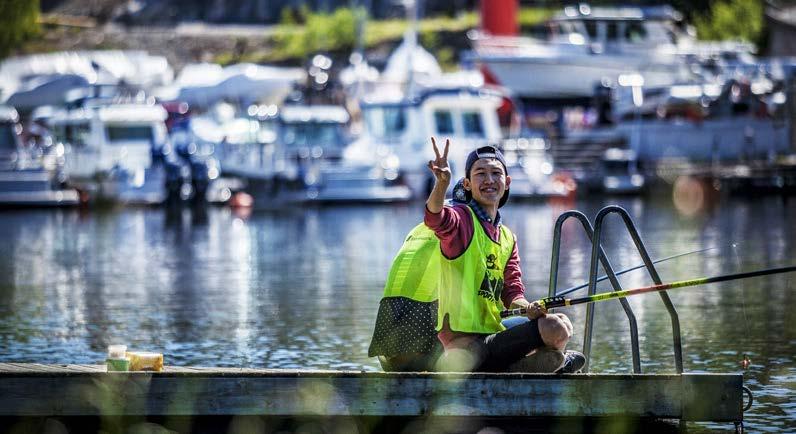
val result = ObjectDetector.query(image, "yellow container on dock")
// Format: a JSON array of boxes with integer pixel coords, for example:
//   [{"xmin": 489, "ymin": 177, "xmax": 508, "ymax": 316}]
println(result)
[{"xmin": 126, "ymin": 351, "xmax": 164, "ymax": 372}]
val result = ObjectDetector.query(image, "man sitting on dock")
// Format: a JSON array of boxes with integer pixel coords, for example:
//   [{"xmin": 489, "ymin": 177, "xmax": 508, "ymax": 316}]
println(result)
[
  {"xmin": 425, "ymin": 139, "xmax": 585, "ymax": 372},
  {"xmin": 368, "ymin": 178, "xmax": 470, "ymax": 372}
]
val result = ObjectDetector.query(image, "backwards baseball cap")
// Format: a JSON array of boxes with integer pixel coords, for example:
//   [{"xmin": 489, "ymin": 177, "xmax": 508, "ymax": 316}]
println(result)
[
  {"xmin": 461, "ymin": 145, "xmax": 510, "ymax": 208},
  {"xmin": 465, "ymin": 145, "xmax": 508, "ymax": 179}
]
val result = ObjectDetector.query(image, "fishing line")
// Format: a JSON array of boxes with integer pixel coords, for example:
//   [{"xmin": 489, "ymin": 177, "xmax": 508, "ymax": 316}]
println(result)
[
  {"xmin": 732, "ymin": 242, "xmax": 752, "ymax": 369},
  {"xmin": 555, "ymin": 246, "xmax": 717, "ymax": 298},
  {"xmin": 502, "ymin": 264, "xmax": 796, "ymax": 318}
]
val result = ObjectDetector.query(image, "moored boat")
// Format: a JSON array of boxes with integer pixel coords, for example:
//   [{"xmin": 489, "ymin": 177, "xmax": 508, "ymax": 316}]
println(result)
[
  {"xmin": 468, "ymin": 4, "xmax": 752, "ymax": 101},
  {"xmin": 0, "ymin": 106, "xmax": 79, "ymax": 208},
  {"xmin": 594, "ymin": 147, "xmax": 646, "ymax": 194},
  {"xmin": 46, "ymin": 97, "xmax": 170, "ymax": 205}
]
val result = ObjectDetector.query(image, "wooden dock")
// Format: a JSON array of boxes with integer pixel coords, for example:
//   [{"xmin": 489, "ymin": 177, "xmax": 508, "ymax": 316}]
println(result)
[{"xmin": 0, "ymin": 363, "xmax": 744, "ymax": 431}]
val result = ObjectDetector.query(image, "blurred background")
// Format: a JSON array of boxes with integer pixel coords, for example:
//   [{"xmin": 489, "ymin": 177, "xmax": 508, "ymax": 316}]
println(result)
[{"xmin": 0, "ymin": 1, "xmax": 795, "ymax": 432}]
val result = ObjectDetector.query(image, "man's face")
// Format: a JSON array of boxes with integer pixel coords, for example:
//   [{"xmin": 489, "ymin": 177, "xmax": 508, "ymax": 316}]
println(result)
[{"xmin": 464, "ymin": 158, "xmax": 510, "ymax": 208}]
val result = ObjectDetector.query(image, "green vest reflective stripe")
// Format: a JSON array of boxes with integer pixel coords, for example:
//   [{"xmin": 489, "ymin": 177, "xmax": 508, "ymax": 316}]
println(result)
[
  {"xmin": 437, "ymin": 206, "xmax": 515, "ymax": 333},
  {"xmin": 382, "ymin": 223, "xmax": 440, "ymax": 302}
]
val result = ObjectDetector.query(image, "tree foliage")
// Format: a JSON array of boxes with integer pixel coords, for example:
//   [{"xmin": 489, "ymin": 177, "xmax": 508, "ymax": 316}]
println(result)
[
  {"xmin": 272, "ymin": 7, "xmax": 359, "ymax": 60},
  {"xmin": 0, "ymin": 0, "xmax": 40, "ymax": 59},
  {"xmin": 693, "ymin": 0, "xmax": 763, "ymax": 43}
]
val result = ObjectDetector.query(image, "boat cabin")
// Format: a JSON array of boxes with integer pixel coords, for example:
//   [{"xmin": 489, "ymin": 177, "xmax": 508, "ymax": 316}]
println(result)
[
  {"xmin": 543, "ymin": 5, "xmax": 686, "ymax": 54},
  {"xmin": 48, "ymin": 102, "xmax": 168, "ymax": 181},
  {"xmin": 277, "ymin": 105, "xmax": 351, "ymax": 162},
  {"xmin": 346, "ymin": 86, "xmax": 504, "ymax": 196},
  {"xmin": 209, "ymin": 104, "xmax": 352, "ymax": 181}
]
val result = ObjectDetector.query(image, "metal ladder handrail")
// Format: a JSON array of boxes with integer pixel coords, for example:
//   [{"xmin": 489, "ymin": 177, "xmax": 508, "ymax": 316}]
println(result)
[
  {"xmin": 588, "ymin": 205, "xmax": 684, "ymax": 374},
  {"xmin": 548, "ymin": 210, "xmax": 641, "ymax": 373}
]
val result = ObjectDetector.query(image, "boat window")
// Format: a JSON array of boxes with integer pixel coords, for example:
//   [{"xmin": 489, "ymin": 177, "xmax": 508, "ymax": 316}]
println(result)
[
  {"xmin": 256, "ymin": 120, "xmax": 278, "ymax": 144},
  {"xmin": 643, "ymin": 21, "xmax": 675, "ymax": 44},
  {"xmin": 560, "ymin": 21, "xmax": 579, "ymax": 36},
  {"xmin": 223, "ymin": 119, "xmax": 260, "ymax": 145},
  {"xmin": 57, "ymin": 123, "xmax": 91, "ymax": 147},
  {"xmin": 606, "ymin": 22, "xmax": 618, "ymax": 41},
  {"xmin": 0, "ymin": 124, "xmax": 17, "ymax": 150},
  {"xmin": 462, "ymin": 112, "xmax": 484, "ymax": 137},
  {"xmin": 364, "ymin": 107, "xmax": 405, "ymax": 139},
  {"xmin": 282, "ymin": 123, "xmax": 342, "ymax": 149},
  {"xmin": 434, "ymin": 110, "xmax": 454, "ymax": 134},
  {"xmin": 603, "ymin": 159, "xmax": 630, "ymax": 176},
  {"xmin": 584, "ymin": 21, "xmax": 598, "ymax": 39},
  {"xmin": 107, "ymin": 125, "xmax": 154, "ymax": 143},
  {"xmin": 625, "ymin": 21, "xmax": 647, "ymax": 43},
  {"xmin": 384, "ymin": 108, "xmax": 406, "ymax": 136}
]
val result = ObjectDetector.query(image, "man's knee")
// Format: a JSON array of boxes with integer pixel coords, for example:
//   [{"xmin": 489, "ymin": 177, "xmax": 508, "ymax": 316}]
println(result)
[{"xmin": 537, "ymin": 313, "xmax": 573, "ymax": 350}]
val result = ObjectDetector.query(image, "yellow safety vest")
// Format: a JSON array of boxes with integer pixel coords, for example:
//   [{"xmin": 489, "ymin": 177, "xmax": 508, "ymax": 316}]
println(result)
[
  {"xmin": 382, "ymin": 223, "xmax": 440, "ymax": 302},
  {"xmin": 437, "ymin": 206, "xmax": 515, "ymax": 333}
]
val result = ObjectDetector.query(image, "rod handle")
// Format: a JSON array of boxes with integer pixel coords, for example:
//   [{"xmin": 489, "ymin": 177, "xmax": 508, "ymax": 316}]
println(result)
[
  {"xmin": 500, "ymin": 308, "xmax": 525, "ymax": 318},
  {"xmin": 499, "ymin": 296, "xmax": 567, "ymax": 318}
]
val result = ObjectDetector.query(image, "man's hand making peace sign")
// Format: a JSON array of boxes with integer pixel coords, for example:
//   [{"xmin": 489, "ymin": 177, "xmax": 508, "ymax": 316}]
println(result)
[
  {"xmin": 426, "ymin": 137, "xmax": 451, "ymax": 213},
  {"xmin": 427, "ymin": 137, "xmax": 451, "ymax": 185}
]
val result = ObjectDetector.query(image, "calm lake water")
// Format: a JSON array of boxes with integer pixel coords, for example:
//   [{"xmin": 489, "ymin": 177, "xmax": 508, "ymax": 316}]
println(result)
[{"xmin": 0, "ymin": 194, "xmax": 793, "ymax": 432}]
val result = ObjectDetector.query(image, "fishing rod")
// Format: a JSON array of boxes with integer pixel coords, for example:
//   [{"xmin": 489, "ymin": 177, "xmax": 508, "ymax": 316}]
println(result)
[
  {"xmin": 501, "ymin": 264, "xmax": 796, "ymax": 318},
  {"xmin": 556, "ymin": 246, "xmax": 716, "ymax": 298}
]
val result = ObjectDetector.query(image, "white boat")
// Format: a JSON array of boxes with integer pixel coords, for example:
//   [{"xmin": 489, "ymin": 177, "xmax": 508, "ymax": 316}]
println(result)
[
  {"xmin": 346, "ymin": 82, "xmax": 569, "ymax": 200},
  {"xmin": 275, "ymin": 105, "xmax": 411, "ymax": 203},
  {"xmin": 3, "ymin": 74, "xmax": 90, "ymax": 113},
  {"xmin": 185, "ymin": 103, "xmax": 410, "ymax": 206},
  {"xmin": 595, "ymin": 148, "xmax": 646, "ymax": 194},
  {"xmin": 47, "ymin": 100, "xmax": 169, "ymax": 205},
  {"xmin": 345, "ymin": 85, "xmax": 505, "ymax": 198},
  {"xmin": 501, "ymin": 136, "xmax": 576, "ymax": 199},
  {"xmin": 342, "ymin": 21, "xmax": 573, "ymax": 200},
  {"xmin": 0, "ymin": 50, "xmax": 174, "ymax": 111},
  {"xmin": 468, "ymin": 5, "xmax": 748, "ymax": 100},
  {"xmin": 154, "ymin": 63, "xmax": 306, "ymax": 109},
  {"xmin": 560, "ymin": 75, "xmax": 792, "ymax": 166},
  {"xmin": 0, "ymin": 106, "xmax": 79, "ymax": 207}
]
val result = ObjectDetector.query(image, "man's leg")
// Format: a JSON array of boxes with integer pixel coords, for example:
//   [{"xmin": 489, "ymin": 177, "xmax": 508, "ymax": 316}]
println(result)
[
  {"xmin": 479, "ymin": 313, "xmax": 576, "ymax": 372},
  {"xmin": 477, "ymin": 319, "xmax": 547, "ymax": 371}
]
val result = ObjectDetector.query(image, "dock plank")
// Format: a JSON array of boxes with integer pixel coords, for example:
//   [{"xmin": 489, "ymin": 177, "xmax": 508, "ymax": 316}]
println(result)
[
  {"xmin": 2, "ymin": 363, "xmax": 67, "ymax": 373},
  {"xmin": 61, "ymin": 364, "xmax": 105, "ymax": 373},
  {"xmin": 0, "ymin": 364, "xmax": 744, "ymax": 423}
]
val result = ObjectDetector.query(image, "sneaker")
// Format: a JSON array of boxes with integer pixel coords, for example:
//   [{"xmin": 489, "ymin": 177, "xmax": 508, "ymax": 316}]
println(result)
[
  {"xmin": 507, "ymin": 348, "xmax": 565, "ymax": 373},
  {"xmin": 555, "ymin": 351, "xmax": 586, "ymax": 374}
]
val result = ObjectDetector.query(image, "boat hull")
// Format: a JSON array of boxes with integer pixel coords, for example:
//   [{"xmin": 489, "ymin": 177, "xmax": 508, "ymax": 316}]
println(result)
[
  {"xmin": 0, "ymin": 169, "xmax": 79, "ymax": 208},
  {"xmin": 478, "ymin": 55, "xmax": 685, "ymax": 98}
]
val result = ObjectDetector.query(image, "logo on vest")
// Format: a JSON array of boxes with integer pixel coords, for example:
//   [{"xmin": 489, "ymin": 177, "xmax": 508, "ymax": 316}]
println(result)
[
  {"xmin": 478, "ymin": 275, "xmax": 504, "ymax": 303},
  {"xmin": 485, "ymin": 253, "xmax": 498, "ymax": 270}
]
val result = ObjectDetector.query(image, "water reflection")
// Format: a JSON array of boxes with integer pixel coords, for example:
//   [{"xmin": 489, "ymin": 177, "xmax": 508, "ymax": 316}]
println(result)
[{"xmin": 0, "ymin": 196, "xmax": 794, "ymax": 430}]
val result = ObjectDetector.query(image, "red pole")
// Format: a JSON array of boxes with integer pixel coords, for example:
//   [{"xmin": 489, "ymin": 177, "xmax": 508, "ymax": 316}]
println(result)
[
  {"xmin": 480, "ymin": 0, "xmax": 518, "ymax": 36},
  {"xmin": 479, "ymin": 0, "xmax": 519, "ymax": 127}
]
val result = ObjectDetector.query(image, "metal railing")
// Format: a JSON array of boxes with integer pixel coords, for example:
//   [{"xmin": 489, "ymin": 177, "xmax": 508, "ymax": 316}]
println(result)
[{"xmin": 548, "ymin": 205, "xmax": 683, "ymax": 373}]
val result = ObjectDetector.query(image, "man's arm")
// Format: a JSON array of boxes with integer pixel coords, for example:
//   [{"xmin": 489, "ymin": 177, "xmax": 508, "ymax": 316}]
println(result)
[
  {"xmin": 501, "ymin": 238, "xmax": 546, "ymax": 320},
  {"xmin": 426, "ymin": 137, "xmax": 451, "ymax": 213},
  {"xmin": 502, "ymin": 239, "xmax": 527, "ymax": 309}
]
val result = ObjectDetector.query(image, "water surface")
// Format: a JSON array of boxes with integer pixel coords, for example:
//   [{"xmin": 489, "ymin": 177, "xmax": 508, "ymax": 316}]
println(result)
[{"xmin": 0, "ymin": 195, "xmax": 793, "ymax": 432}]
